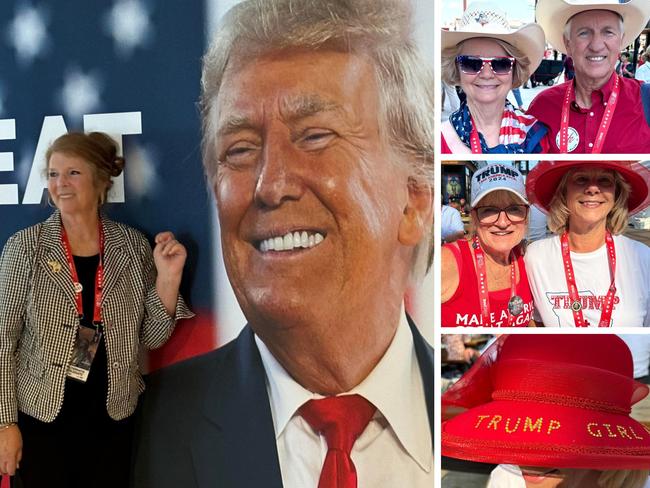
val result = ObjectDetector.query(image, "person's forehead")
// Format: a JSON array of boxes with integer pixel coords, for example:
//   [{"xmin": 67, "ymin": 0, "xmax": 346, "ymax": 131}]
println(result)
[
  {"xmin": 48, "ymin": 152, "xmax": 89, "ymax": 167},
  {"xmin": 569, "ymin": 9, "xmax": 622, "ymax": 29},
  {"xmin": 460, "ymin": 37, "xmax": 508, "ymax": 55},
  {"xmin": 568, "ymin": 167, "xmax": 615, "ymax": 177},
  {"xmin": 215, "ymin": 48, "xmax": 378, "ymax": 125},
  {"xmin": 478, "ymin": 190, "xmax": 523, "ymax": 206},
  {"xmin": 221, "ymin": 47, "xmax": 374, "ymax": 90}
]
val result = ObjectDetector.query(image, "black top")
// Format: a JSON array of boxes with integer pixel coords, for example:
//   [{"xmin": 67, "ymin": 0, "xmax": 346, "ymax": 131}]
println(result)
[{"xmin": 61, "ymin": 254, "xmax": 108, "ymax": 421}]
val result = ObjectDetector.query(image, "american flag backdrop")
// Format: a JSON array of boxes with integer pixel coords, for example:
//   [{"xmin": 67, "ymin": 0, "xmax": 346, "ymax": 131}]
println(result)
[
  {"xmin": 0, "ymin": 0, "xmax": 218, "ymax": 369},
  {"xmin": 0, "ymin": 0, "xmax": 434, "ymax": 384}
]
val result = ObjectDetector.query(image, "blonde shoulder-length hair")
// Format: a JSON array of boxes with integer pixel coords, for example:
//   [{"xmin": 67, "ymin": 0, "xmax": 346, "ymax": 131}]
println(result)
[{"xmin": 547, "ymin": 169, "xmax": 631, "ymax": 235}]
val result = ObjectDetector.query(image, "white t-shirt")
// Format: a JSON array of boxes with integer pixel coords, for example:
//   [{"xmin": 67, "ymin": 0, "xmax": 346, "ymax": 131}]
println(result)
[
  {"xmin": 441, "ymin": 205, "xmax": 464, "ymax": 241},
  {"xmin": 526, "ymin": 205, "xmax": 548, "ymax": 242},
  {"xmin": 488, "ymin": 465, "xmax": 650, "ymax": 487},
  {"xmin": 619, "ymin": 334, "xmax": 650, "ymax": 378},
  {"xmin": 524, "ymin": 234, "xmax": 650, "ymax": 327},
  {"xmin": 635, "ymin": 63, "xmax": 650, "ymax": 83},
  {"xmin": 487, "ymin": 465, "xmax": 526, "ymax": 488}
]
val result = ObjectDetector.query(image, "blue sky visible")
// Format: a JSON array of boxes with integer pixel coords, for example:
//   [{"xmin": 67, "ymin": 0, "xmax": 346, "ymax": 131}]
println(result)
[{"xmin": 441, "ymin": 0, "xmax": 537, "ymax": 26}]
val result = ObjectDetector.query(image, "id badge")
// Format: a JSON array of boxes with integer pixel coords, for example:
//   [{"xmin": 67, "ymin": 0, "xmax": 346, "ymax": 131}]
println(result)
[{"xmin": 67, "ymin": 325, "xmax": 101, "ymax": 383}]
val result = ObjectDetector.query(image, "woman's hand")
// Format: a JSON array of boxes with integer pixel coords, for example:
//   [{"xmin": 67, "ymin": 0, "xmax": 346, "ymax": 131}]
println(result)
[
  {"xmin": 153, "ymin": 232, "xmax": 187, "ymax": 281},
  {"xmin": 0, "ymin": 424, "xmax": 22, "ymax": 476},
  {"xmin": 153, "ymin": 232, "xmax": 187, "ymax": 317}
]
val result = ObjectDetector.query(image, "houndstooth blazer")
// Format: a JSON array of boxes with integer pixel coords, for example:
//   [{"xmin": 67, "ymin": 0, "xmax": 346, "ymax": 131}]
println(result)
[{"xmin": 0, "ymin": 210, "xmax": 193, "ymax": 423}]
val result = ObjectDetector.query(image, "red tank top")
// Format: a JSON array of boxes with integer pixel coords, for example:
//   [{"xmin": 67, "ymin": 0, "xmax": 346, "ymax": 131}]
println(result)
[{"xmin": 441, "ymin": 239, "xmax": 534, "ymax": 327}]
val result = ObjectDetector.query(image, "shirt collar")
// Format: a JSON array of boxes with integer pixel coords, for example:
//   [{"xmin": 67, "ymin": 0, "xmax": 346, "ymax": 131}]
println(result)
[
  {"xmin": 598, "ymin": 71, "xmax": 617, "ymax": 98},
  {"xmin": 254, "ymin": 309, "xmax": 432, "ymax": 472},
  {"xmin": 571, "ymin": 72, "xmax": 617, "ymax": 111}
]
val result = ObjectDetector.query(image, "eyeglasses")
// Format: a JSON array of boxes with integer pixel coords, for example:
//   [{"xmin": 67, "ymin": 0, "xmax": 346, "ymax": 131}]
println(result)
[
  {"xmin": 473, "ymin": 204, "xmax": 529, "ymax": 224},
  {"xmin": 456, "ymin": 55, "xmax": 516, "ymax": 75}
]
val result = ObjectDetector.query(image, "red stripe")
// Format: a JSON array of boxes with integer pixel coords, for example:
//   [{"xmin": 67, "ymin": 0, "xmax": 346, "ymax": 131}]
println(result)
[{"xmin": 147, "ymin": 311, "xmax": 217, "ymax": 371}]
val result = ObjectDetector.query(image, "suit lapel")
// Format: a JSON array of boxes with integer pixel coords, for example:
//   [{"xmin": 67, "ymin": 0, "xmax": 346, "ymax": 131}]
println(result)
[
  {"xmin": 191, "ymin": 326, "xmax": 283, "ymax": 488},
  {"xmin": 37, "ymin": 211, "xmax": 76, "ymax": 312},
  {"xmin": 408, "ymin": 316, "xmax": 434, "ymax": 440},
  {"xmin": 37, "ymin": 213, "xmax": 132, "ymax": 311},
  {"xmin": 100, "ymin": 216, "xmax": 131, "ymax": 302}
]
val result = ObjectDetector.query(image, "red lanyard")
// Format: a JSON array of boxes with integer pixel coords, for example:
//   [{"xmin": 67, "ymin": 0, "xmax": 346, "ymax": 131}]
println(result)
[
  {"xmin": 560, "ymin": 232, "xmax": 617, "ymax": 327},
  {"xmin": 559, "ymin": 75, "xmax": 620, "ymax": 153},
  {"xmin": 469, "ymin": 115, "xmax": 483, "ymax": 154},
  {"xmin": 60, "ymin": 222, "xmax": 105, "ymax": 326},
  {"xmin": 473, "ymin": 236, "xmax": 518, "ymax": 326}
]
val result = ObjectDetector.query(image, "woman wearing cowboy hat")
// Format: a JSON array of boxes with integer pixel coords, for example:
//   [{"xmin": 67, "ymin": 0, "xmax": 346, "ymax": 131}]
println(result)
[
  {"xmin": 441, "ymin": 2, "xmax": 548, "ymax": 154},
  {"xmin": 441, "ymin": 163, "xmax": 535, "ymax": 327},
  {"xmin": 442, "ymin": 334, "xmax": 650, "ymax": 487},
  {"xmin": 524, "ymin": 161, "xmax": 650, "ymax": 327}
]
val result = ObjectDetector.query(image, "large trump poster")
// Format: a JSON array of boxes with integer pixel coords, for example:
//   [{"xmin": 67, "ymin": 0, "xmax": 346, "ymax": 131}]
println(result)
[{"xmin": 0, "ymin": 0, "xmax": 434, "ymax": 370}]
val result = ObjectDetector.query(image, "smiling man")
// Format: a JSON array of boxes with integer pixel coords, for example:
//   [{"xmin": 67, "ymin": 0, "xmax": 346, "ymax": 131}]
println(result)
[
  {"xmin": 131, "ymin": 1, "xmax": 434, "ymax": 487},
  {"xmin": 528, "ymin": 0, "xmax": 650, "ymax": 153}
]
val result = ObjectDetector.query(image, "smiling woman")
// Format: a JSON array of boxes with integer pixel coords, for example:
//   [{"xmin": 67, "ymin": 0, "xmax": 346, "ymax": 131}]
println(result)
[
  {"xmin": 524, "ymin": 161, "xmax": 650, "ymax": 326},
  {"xmin": 440, "ymin": 3, "xmax": 548, "ymax": 154},
  {"xmin": 441, "ymin": 163, "xmax": 535, "ymax": 327},
  {"xmin": 0, "ymin": 132, "xmax": 193, "ymax": 487}
]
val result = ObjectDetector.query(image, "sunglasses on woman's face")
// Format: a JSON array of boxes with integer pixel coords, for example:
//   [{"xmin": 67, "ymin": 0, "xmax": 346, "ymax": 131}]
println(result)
[{"xmin": 456, "ymin": 55, "xmax": 516, "ymax": 75}]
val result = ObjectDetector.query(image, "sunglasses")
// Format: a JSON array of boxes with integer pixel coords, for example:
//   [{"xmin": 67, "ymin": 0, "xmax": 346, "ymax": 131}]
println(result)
[
  {"xmin": 473, "ymin": 204, "xmax": 529, "ymax": 224},
  {"xmin": 456, "ymin": 55, "xmax": 516, "ymax": 75}
]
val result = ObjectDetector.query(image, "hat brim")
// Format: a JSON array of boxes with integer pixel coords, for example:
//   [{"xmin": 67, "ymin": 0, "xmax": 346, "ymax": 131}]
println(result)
[
  {"xmin": 536, "ymin": 0, "xmax": 650, "ymax": 54},
  {"xmin": 442, "ymin": 23, "xmax": 546, "ymax": 81},
  {"xmin": 472, "ymin": 187, "xmax": 530, "ymax": 207},
  {"xmin": 525, "ymin": 161, "xmax": 650, "ymax": 215},
  {"xmin": 442, "ymin": 400, "xmax": 650, "ymax": 469}
]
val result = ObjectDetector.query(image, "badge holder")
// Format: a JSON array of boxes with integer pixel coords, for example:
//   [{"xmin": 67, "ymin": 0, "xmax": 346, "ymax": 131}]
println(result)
[{"xmin": 67, "ymin": 323, "xmax": 102, "ymax": 383}]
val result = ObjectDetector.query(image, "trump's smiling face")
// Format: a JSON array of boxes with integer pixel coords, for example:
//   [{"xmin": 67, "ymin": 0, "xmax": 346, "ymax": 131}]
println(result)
[{"xmin": 210, "ymin": 47, "xmax": 419, "ymax": 333}]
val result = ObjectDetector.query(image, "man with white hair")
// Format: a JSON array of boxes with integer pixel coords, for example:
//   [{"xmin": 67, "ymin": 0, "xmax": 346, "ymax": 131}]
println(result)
[
  {"xmin": 131, "ymin": 1, "xmax": 434, "ymax": 487},
  {"xmin": 528, "ymin": 0, "xmax": 650, "ymax": 153}
]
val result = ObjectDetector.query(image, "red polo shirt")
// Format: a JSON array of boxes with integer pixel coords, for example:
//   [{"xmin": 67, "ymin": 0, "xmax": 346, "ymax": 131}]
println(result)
[{"xmin": 527, "ymin": 73, "xmax": 650, "ymax": 153}]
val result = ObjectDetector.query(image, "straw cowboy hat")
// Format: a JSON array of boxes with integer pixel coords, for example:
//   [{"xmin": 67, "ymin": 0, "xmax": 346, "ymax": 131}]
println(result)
[
  {"xmin": 442, "ymin": 2, "xmax": 545, "ymax": 74},
  {"xmin": 537, "ymin": 0, "xmax": 650, "ymax": 54},
  {"xmin": 526, "ymin": 161, "xmax": 650, "ymax": 215},
  {"xmin": 442, "ymin": 335, "xmax": 650, "ymax": 469}
]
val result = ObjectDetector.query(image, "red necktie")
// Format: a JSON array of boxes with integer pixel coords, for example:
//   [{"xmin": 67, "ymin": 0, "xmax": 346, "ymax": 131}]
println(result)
[{"xmin": 299, "ymin": 394, "xmax": 376, "ymax": 488}]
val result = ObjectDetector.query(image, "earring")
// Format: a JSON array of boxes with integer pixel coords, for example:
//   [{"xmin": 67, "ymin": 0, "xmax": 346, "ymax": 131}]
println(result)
[{"xmin": 47, "ymin": 193, "xmax": 56, "ymax": 208}]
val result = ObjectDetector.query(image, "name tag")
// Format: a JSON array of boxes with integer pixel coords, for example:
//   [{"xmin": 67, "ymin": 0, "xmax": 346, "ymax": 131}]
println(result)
[{"xmin": 66, "ymin": 325, "xmax": 101, "ymax": 383}]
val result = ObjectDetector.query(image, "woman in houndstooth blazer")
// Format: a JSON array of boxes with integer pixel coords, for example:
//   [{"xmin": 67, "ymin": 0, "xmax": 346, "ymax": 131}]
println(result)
[{"xmin": 0, "ymin": 132, "xmax": 193, "ymax": 488}]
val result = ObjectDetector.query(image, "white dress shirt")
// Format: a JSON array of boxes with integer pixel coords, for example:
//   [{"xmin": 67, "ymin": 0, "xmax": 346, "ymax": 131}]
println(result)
[{"xmin": 255, "ymin": 313, "xmax": 433, "ymax": 488}]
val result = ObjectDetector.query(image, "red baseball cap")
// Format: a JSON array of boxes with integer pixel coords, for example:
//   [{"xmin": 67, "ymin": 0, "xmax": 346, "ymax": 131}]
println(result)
[
  {"xmin": 525, "ymin": 161, "xmax": 650, "ymax": 215},
  {"xmin": 442, "ymin": 335, "xmax": 650, "ymax": 469}
]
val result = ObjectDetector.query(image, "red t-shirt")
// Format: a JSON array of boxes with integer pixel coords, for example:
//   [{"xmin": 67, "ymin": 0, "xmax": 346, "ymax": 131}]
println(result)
[
  {"xmin": 441, "ymin": 239, "xmax": 534, "ymax": 327},
  {"xmin": 527, "ymin": 73, "xmax": 650, "ymax": 153}
]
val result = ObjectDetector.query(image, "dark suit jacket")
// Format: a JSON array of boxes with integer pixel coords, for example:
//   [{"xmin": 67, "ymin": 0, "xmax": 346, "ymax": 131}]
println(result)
[{"xmin": 131, "ymin": 317, "xmax": 433, "ymax": 488}]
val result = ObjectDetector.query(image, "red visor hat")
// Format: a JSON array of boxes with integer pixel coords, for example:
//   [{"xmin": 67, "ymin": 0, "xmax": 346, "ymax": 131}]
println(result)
[
  {"xmin": 526, "ymin": 161, "xmax": 650, "ymax": 215},
  {"xmin": 442, "ymin": 335, "xmax": 650, "ymax": 469}
]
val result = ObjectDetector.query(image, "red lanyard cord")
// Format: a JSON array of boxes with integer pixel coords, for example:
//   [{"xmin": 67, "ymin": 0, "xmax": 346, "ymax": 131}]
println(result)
[
  {"xmin": 60, "ymin": 222, "xmax": 105, "ymax": 327},
  {"xmin": 560, "ymin": 231, "xmax": 617, "ymax": 327},
  {"xmin": 473, "ymin": 236, "xmax": 521, "ymax": 326},
  {"xmin": 559, "ymin": 75, "xmax": 620, "ymax": 154}
]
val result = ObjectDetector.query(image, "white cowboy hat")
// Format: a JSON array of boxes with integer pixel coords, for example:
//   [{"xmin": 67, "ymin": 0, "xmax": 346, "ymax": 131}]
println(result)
[
  {"xmin": 442, "ymin": 2, "xmax": 545, "ymax": 75},
  {"xmin": 536, "ymin": 0, "xmax": 650, "ymax": 54}
]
